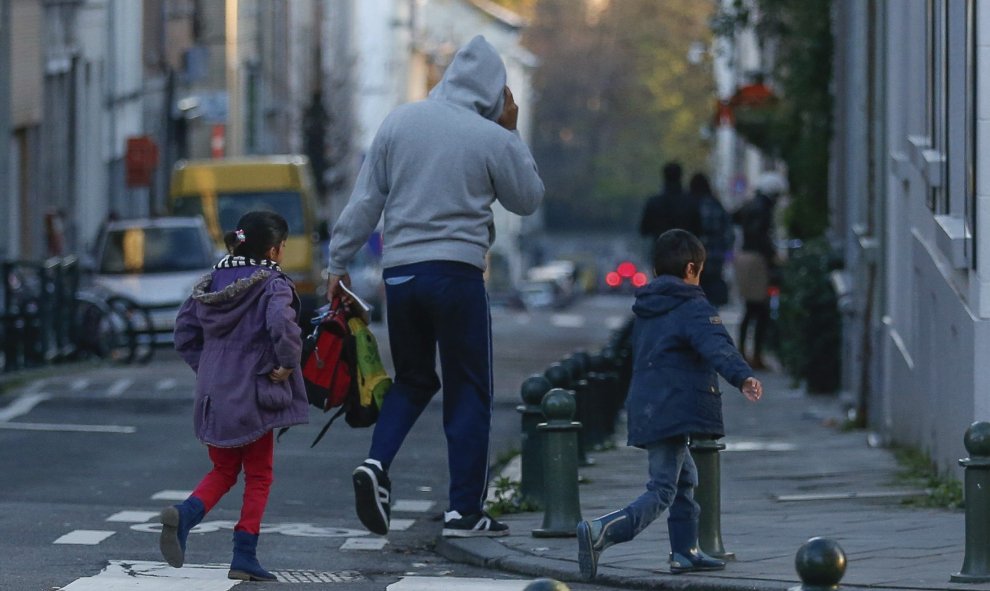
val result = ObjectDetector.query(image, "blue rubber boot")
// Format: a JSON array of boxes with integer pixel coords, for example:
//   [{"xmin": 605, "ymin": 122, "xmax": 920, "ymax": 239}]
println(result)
[
  {"xmin": 159, "ymin": 496, "xmax": 206, "ymax": 568},
  {"xmin": 228, "ymin": 531, "xmax": 277, "ymax": 582},
  {"xmin": 668, "ymin": 518, "xmax": 725, "ymax": 574},
  {"xmin": 576, "ymin": 509, "xmax": 633, "ymax": 580}
]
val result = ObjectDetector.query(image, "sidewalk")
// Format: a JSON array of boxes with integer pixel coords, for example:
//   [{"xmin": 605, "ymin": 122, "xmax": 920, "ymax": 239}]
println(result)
[{"xmin": 439, "ymin": 359, "xmax": 981, "ymax": 590}]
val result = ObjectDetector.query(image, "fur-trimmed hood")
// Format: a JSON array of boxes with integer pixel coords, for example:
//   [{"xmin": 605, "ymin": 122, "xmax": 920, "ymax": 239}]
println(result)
[{"xmin": 189, "ymin": 267, "xmax": 293, "ymax": 337}]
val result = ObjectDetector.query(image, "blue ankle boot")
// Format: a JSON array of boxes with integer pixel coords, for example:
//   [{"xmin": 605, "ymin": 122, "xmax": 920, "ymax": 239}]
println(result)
[
  {"xmin": 576, "ymin": 509, "xmax": 633, "ymax": 579},
  {"xmin": 228, "ymin": 530, "xmax": 277, "ymax": 582},
  {"xmin": 667, "ymin": 518, "xmax": 725, "ymax": 574},
  {"xmin": 159, "ymin": 496, "xmax": 205, "ymax": 568}
]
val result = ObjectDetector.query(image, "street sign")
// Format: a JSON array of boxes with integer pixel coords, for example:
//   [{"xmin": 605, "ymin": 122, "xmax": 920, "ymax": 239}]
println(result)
[{"xmin": 124, "ymin": 135, "xmax": 159, "ymax": 188}]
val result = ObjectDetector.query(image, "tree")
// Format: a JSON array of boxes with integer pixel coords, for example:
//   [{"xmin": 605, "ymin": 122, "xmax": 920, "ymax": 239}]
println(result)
[
  {"xmin": 712, "ymin": 0, "xmax": 833, "ymax": 239},
  {"xmin": 524, "ymin": 0, "xmax": 715, "ymax": 231}
]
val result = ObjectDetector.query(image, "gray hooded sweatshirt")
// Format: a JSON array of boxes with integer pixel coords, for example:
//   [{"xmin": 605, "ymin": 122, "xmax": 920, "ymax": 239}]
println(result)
[{"xmin": 327, "ymin": 35, "xmax": 545, "ymax": 275}]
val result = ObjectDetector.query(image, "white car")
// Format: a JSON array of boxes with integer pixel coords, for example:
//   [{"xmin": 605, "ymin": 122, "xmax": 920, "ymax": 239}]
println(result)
[{"xmin": 91, "ymin": 216, "xmax": 218, "ymax": 343}]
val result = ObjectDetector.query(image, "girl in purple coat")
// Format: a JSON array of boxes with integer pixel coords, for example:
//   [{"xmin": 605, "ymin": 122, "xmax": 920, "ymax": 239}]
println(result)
[{"xmin": 162, "ymin": 211, "xmax": 309, "ymax": 582}]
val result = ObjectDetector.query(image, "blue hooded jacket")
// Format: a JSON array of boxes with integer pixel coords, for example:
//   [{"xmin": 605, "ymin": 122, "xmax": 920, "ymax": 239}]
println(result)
[{"xmin": 625, "ymin": 275, "xmax": 753, "ymax": 447}]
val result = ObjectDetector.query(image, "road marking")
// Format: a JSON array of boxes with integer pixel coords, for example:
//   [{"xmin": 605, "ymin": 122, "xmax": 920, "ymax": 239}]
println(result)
[
  {"xmin": 388, "ymin": 576, "xmax": 531, "ymax": 590},
  {"xmin": 605, "ymin": 315, "xmax": 627, "ymax": 330},
  {"xmin": 152, "ymin": 490, "xmax": 193, "ymax": 501},
  {"xmin": 106, "ymin": 378, "xmax": 134, "ymax": 398},
  {"xmin": 550, "ymin": 313, "xmax": 585, "ymax": 328},
  {"xmin": 340, "ymin": 537, "xmax": 388, "ymax": 550},
  {"xmin": 0, "ymin": 393, "xmax": 51, "ymax": 421},
  {"xmin": 155, "ymin": 378, "xmax": 177, "ymax": 391},
  {"xmin": 70, "ymin": 378, "xmax": 91, "ymax": 391},
  {"xmin": 0, "ymin": 422, "xmax": 136, "ymax": 434},
  {"xmin": 389, "ymin": 518, "xmax": 415, "ymax": 531},
  {"xmin": 53, "ymin": 530, "xmax": 116, "ymax": 545},
  {"xmin": 131, "ymin": 520, "xmax": 368, "ymax": 538},
  {"xmin": 391, "ymin": 500, "xmax": 435, "ymax": 513},
  {"xmin": 60, "ymin": 560, "xmax": 239, "ymax": 590},
  {"xmin": 107, "ymin": 510, "xmax": 159, "ymax": 523}
]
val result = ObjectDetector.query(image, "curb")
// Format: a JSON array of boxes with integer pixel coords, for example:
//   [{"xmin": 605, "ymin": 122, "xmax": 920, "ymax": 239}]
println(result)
[{"xmin": 436, "ymin": 536, "xmax": 795, "ymax": 591}]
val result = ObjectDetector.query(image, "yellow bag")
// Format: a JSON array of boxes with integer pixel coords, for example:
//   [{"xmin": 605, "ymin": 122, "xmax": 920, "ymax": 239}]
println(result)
[{"xmin": 347, "ymin": 317, "xmax": 392, "ymax": 423}]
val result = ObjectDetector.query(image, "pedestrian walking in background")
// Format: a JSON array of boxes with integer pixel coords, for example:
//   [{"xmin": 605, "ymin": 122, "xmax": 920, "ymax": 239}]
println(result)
[
  {"xmin": 577, "ymin": 229, "xmax": 762, "ymax": 580},
  {"xmin": 639, "ymin": 161, "xmax": 703, "ymax": 245},
  {"xmin": 689, "ymin": 173, "xmax": 734, "ymax": 307},
  {"xmin": 325, "ymin": 35, "xmax": 544, "ymax": 538},
  {"xmin": 166, "ymin": 211, "xmax": 310, "ymax": 582},
  {"xmin": 732, "ymin": 172, "xmax": 786, "ymax": 370}
]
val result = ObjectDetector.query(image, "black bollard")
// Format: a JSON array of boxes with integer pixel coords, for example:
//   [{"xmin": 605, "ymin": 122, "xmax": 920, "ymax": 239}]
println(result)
[
  {"xmin": 563, "ymin": 355, "xmax": 594, "ymax": 466},
  {"xmin": 545, "ymin": 362, "xmax": 592, "ymax": 467},
  {"xmin": 532, "ymin": 388, "xmax": 582, "ymax": 538},
  {"xmin": 690, "ymin": 437, "xmax": 734, "ymax": 559},
  {"xmin": 791, "ymin": 537, "xmax": 846, "ymax": 591},
  {"xmin": 523, "ymin": 578, "xmax": 569, "ymax": 591},
  {"xmin": 952, "ymin": 421, "xmax": 990, "ymax": 583},
  {"xmin": 518, "ymin": 374, "xmax": 552, "ymax": 510}
]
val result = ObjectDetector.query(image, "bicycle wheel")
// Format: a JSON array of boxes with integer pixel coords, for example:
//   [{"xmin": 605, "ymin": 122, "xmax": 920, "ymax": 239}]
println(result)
[
  {"xmin": 107, "ymin": 296, "xmax": 154, "ymax": 364},
  {"xmin": 72, "ymin": 293, "xmax": 134, "ymax": 363}
]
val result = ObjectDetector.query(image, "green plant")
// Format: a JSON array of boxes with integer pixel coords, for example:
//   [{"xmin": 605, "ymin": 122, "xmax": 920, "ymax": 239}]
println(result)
[
  {"xmin": 485, "ymin": 476, "xmax": 538, "ymax": 517},
  {"xmin": 775, "ymin": 237, "xmax": 841, "ymax": 393},
  {"xmin": 711, "ymin": 0, "xmax": 833, "ymax": 240},
  {"xmin": 893, "ymin": 446, "xmax": 963, "ymax": 509}
]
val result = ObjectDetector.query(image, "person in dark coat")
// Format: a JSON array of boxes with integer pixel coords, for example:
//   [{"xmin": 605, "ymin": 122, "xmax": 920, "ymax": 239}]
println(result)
[
  {"xmin": 166, "ymin": 211, "xmax": 310, "ymax": 582},
  {"xmin": 639, "ymin": 162, "xmax": 703, "ymax": 244},
  {"xmin": 732, "ymin": 172, "xmax": 786, "ymax": 369},
  {"xmin": 577, "ymin": 229, "xmax": 762, "ymax": 580},
  {"xmin": 689, "ymin": 173, "xmax": 734, "ymax": 307}
]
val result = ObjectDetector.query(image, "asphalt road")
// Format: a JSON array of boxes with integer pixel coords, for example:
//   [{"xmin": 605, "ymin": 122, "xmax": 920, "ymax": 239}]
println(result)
[{"xmin": 0, "ymin": 293, "xmax": 634, "ymax": 591}]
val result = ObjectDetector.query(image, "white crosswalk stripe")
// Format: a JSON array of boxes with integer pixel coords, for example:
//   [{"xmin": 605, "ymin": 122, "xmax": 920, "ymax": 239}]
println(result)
[
  {"xmin": 60, "ymin": 560, "xmax": 365, "ymax": 588},
  {"xmin": 388, "ymin": 576, "xmax": 533, "ymax": 590},
  {"xmin": 53, "ymin": 530, "xmax": 116, "ymax": 545}
]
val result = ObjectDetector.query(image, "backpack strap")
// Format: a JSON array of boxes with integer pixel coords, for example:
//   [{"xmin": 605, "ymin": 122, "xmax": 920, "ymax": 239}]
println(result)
[{"xmin": 310, "ymin": 404, "xmax": 347, "ymax": 448}]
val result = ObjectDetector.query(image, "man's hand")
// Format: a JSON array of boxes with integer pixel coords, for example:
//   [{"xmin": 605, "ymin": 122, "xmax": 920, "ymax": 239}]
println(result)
[
  {"xmin": 497, "ymin": 86, "xmax": 518, "ymax": 131},
  {"xmin": 741, "ymin": 377, "xmax": 763, "ymax": 402},
  {"xmin": 269, "ymin": 366, "xmax": 293, "ymax": 383},
  {"xmin": 327, "ymin": 273, "xmax": 352, "ymax": 304}
]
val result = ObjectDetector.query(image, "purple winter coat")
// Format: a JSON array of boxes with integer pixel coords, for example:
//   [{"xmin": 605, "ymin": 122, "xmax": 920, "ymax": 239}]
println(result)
[{"xmin": 174, "ymin": 265, "xmax": 309, "ymax": 447}]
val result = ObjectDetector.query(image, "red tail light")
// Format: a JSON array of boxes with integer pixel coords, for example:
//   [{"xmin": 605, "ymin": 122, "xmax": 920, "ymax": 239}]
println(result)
[
  {"xmin": 605, "ymin": 272, "xmax": 622, "ymax": 287},
  {"xmin": 632, "ymin": 272, "xmax": 648, "ymax": 287},
  {"xmin": 617, "ymin": 261, "xmax": 637, "ymax": 278}
]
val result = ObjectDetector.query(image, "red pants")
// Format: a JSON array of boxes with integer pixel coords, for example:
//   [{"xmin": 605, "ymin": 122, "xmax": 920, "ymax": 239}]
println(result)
[{"xmin": 191, "ymin": 431, "xmax": 274, "ymax": 534}]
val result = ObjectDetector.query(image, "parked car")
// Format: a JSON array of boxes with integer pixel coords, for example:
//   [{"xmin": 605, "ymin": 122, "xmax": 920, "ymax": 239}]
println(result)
[{"xmin": 90, "ymin": 216, "xmax": 218, "ymax": 343}]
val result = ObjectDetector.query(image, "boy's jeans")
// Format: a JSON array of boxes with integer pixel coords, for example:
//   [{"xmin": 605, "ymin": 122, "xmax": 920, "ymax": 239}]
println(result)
[
  {"xmin": 624, "ymin": 435, "xmax": 700, "ymax": 539},
  {"xmin": 368, "ymin": 261, "xmax": 493, "ymax": 516}
]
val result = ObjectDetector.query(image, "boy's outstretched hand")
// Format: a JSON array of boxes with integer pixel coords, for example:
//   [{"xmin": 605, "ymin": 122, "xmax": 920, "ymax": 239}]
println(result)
[{"xmin": 742, "ymin": 377, "xmax": 763, "ymax": 402}]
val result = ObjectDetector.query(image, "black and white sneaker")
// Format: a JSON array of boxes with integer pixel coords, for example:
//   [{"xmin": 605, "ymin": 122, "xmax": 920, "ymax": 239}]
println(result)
[
  {"xmin": 441, "ymin": 510, "xmax": 509, "ymax": 537},
  {"xmin": 353, "ymin": 460, "xmax": 391, "ymax": 535}
]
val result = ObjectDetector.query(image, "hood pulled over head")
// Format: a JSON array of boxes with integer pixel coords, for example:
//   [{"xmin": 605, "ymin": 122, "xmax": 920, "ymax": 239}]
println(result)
[{"xmin": 428, "ymin": 35, "xmax": 506, "ymax": 121}]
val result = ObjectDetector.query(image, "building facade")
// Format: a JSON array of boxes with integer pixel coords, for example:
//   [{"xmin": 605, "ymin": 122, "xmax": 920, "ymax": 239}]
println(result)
[{"xmin": 831, "ymin": 0, "xmax": 987, "ymax": 476}]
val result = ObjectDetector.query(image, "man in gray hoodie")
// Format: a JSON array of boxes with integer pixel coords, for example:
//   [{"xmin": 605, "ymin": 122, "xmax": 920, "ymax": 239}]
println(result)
[{"xmin": 326, "ymin": 35, "xmax": 544, "ymax": 537}]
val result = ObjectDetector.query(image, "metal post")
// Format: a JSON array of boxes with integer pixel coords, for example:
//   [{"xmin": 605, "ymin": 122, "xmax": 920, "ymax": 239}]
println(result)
[
  {"xmin": 532, "ymin": 388, "xmax": 582, "ymax": 538},
  {"xmin": 690, "ymin": 437, "xmax": 734, "ymax": 559},
  {"xmin": 544, "ymin": 362, "xmax": 591, "ymax": 466},
  {"xmin": 518, "ymin": 374, "xmax": 551, "ymax": 509},
  {"xmin": 952, "ymin": 421, "xmax": 990, "ymax": 583},
  {"xmin": 561, "ymin": 355, "xmax": 593, "ymax": 466}
]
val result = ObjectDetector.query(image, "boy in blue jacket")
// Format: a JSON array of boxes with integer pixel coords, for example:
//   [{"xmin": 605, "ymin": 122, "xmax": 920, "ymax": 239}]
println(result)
[{"xmin": 577, "ymin": 229, "xmax": 763, "ymax": 579}]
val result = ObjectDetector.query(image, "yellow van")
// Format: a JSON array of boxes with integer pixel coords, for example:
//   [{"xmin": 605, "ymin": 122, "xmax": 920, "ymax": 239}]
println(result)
[{"xmin": 168, "ymin": 155, "xmax": 323, "ymax": 316}]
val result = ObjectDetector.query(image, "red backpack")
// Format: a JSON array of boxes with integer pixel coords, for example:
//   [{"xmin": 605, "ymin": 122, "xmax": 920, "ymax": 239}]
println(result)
[{"xmin": 297, "ymin": 303, "xmax": 360, "ymax": 446}]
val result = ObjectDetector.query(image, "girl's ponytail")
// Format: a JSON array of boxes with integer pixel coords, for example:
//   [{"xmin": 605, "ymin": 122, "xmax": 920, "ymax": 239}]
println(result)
[{"xmin": 225, "ymin": 211, "xmax": 289, "ymax": 261}]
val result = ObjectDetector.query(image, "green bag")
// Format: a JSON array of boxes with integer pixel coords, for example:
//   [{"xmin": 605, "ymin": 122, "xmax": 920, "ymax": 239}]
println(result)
[{"xmin": 346, "ymin": 317, "xmax": 392, "ymax": 427}]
